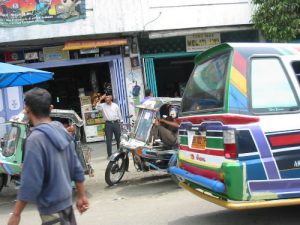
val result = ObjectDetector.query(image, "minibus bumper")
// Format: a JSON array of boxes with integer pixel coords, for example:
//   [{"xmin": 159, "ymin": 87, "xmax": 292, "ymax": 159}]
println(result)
[
  {"xmin": 178, "ymin": 182, "xmax": 300, "ymax": 210},
  {"xmin": 169, "ymin": 166, "xmax": 225, "ymax": 193}
]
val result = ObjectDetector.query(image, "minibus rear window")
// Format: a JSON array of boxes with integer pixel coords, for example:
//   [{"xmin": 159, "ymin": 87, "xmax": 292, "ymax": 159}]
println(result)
[
  {"xmin": 181, "ymin": 52, "xmax": 230, "ymax": 113},
  {"xmin": 250, "ymin": 58, "xmax": 299, "ymax": 113}
]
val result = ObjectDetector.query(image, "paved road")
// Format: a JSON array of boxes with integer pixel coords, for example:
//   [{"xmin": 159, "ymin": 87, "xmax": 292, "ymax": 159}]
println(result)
[{"xmin": 1, "ymin": 142, "xmax": 300, "ymax": 225}]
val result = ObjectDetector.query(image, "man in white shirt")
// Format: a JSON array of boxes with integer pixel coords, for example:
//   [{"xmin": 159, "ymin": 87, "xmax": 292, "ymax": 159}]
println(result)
[{"xmin": 96, "ymin": 94, "xmax": 123, "ymax": 158}]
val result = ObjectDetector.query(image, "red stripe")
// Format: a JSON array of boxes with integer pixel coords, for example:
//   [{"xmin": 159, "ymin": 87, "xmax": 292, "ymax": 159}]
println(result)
[
  {"xmin": 180, "ymin": 145, "xmax": 224, "ymax": 156},
  {"xmin": 177, "ymin": 114, "xmax": 259, "ymax": 125},
  {"xmin": 233, "ymin": 51, "xmax": 247, "ymax": 76},
  {"xmin": 181, "ymin": 162, "xmax": 219, "ymax": 180},
  {"xmin": 269, "ymin": 134, "xmax": 300, "ymax": 147}
]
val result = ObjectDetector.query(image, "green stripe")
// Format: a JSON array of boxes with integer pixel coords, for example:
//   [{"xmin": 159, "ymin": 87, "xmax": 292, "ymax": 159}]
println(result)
[
  {"xmin": 206, "ymin": 137, "xmax": 224, "ymax": 149},
  {"xmin": 180, "ymin": 136, "xmax": 188, "ymax": 145},
  {"xmin": 142, "ymin": 52, "xmax": 199, "ymax": 59},
  {"xmin": 221, "ymin": 162, "xmax": 245, "ymax": 200},
  {"xmin": 277, "ymin": 47, "xmax": 293, "ymax": 55},
  {"xmin": 224, "ymin": 51, "xmax": 234, "ymax": 112}
]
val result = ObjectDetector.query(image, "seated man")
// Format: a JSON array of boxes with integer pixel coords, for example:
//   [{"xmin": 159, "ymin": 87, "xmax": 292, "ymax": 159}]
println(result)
[{"xmin": 153, "ymin": 106, "xmax": 179, "ymax": 147}]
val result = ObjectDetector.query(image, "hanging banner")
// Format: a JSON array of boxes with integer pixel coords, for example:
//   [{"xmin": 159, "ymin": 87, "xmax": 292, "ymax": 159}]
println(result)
[
  {"xmin": 186, "ymin": 33, "xmax": 221, "ymax": 52},
  {"xmin": 0, "ymin": 0, "xmax": 86, "ymax": 27}
]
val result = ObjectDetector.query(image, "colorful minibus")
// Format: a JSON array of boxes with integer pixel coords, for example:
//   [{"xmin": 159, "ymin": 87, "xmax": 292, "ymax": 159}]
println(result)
[{"xmin": 170, "ymin": 43, "xmax": 300, "ymax": 209}]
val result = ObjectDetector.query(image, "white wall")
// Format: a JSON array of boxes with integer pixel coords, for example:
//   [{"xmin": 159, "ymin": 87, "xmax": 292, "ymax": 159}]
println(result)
[
  {"xmin": 142, "ymin": 0, "xmax": 252, "ymax": 31},
  {"xmin": 0, "ymin": 0, "xmax": 253, "ymax": 43}
]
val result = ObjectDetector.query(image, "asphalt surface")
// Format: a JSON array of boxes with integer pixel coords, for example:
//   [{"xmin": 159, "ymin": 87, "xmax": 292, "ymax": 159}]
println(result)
[{"xmin": 1, "ymin": 142, "xmax": 300, "ymax": 225}]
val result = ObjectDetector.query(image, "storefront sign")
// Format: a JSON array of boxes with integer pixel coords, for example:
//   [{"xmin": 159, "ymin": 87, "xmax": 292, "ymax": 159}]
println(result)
[
  {"xmin": 24, "ymin": 51, "xmax": 39, "ymax": 60},
  {"xmin": 79, "ymin": 96, "xmax": 91, "ymax": 106},
  {"xmin": 4, "ymin": 51, "xmax": 24, "ymax": 64},
  {"xmin": 80, "ymin": 48, "xmax": 99, "ymax": 55},
  {"xmin": 43, "ymin": 46, "xmax": 70, "ymax": 61},
  {"xmin": 63, "ymin": 39, "xmax": 128, "ymax": 50},
  {"xmin": 0, "ymin": 0, "xmax": 86, "ymax": 27},
  {"xmin": 186, "ymin": 33, "xmax": 221, "ymax": 52}
]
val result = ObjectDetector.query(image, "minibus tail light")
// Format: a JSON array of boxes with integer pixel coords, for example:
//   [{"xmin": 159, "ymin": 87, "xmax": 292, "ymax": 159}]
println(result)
[{"xmin": 223, "ymin": 129, "xmax": 237, "ymax": 159}]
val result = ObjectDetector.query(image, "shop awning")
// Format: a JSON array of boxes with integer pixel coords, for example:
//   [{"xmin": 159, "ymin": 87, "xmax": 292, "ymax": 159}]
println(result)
[{"xmin": 63, "ymin": 39, "xmax": 128, "ymax": 50}]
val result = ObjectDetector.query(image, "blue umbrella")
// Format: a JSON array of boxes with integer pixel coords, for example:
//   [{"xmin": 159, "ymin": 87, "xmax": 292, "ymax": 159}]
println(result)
[{"xmin": 0, "ymin": 62, "xmax": 53, "ymax": 88}]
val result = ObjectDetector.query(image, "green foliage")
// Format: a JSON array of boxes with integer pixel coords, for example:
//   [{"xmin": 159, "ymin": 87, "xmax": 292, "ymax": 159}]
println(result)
[{"xmin": 251, "ymin": 0, "xmax": 300, "ymax": 42}]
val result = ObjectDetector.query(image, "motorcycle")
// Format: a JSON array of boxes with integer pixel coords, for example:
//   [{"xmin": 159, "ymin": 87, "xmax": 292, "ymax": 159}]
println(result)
[
  {"xmin": 105, "ymin": 97, "xmax": 181, "ymax": 186},
  {"xmin": 0, "ymin": 109, "xmax": 93, "ymax": 191}
]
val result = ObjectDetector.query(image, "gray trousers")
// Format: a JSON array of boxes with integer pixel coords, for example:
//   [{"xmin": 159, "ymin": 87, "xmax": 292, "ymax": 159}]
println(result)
[
  {"xmin": 105, "ymin": 121, "xmax": 121, "ymax": 157},
  {"xmin": 40, "ymin": 206, "xmax": 76, "ymax": 225},
  {"xmin": 152, "ymin": 125, "xmax": 177, "ymax": 147}
]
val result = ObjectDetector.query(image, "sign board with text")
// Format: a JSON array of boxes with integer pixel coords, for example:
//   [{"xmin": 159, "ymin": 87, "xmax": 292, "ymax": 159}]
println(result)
[
  {"xmin": 43, "ymin": 46, "xmax": 70, "ymax": 62},
  {"xmin": 186, "ymin": 33, "xmax": 221, "ymax": 52}
]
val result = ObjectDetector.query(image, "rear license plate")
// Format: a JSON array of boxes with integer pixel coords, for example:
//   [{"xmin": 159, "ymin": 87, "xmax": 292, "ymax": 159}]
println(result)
[{"xmin": 192, "ymin": 135, "xmax": 206, "ymax": 149}]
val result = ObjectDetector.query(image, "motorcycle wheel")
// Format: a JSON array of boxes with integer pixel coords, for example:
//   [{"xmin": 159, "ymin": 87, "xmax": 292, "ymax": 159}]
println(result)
[{"xmin": 105, "ymin": 155, "xmax": 127, "ymax": 186}]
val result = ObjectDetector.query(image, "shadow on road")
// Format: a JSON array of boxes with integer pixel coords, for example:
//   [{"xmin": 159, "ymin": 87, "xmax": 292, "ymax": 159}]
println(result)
[
  {"xmin": 106, "ymin": 173, "xmax": 180, "ymax": 198},
  {"xmin": 169, "ymin": 205, "xmax": 300, "ymax": 225}
]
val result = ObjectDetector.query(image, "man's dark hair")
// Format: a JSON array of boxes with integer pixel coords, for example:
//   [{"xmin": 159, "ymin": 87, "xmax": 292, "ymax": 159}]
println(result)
[
  {"xmin": 145, "ymin": 88, "xmax": 152, "ymax": 97},
  {"xmin": 24, "ymin": 87, "xmax": 52, "ymax": 117}
]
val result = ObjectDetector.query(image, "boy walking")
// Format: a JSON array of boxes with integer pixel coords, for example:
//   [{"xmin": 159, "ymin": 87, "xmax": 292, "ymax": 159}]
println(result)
[{"xmin": 8, "ymin": 88, "xmax": 89, "ymax": 225}]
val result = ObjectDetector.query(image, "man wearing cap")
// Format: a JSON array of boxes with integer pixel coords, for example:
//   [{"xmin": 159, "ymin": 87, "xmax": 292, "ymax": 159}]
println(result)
[
  {"xmin": 96, "ymin": 94, "xmax": 123, "ymax": 158},
  {"xmin": 154, "ymin": 106, "xmax": 179, "ymax": 147}
]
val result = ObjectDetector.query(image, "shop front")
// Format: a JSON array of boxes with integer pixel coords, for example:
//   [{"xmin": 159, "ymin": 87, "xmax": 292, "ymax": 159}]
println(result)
[
  {"xmin": 12, "ymin": 39, "xmax": 130, "ymax": 142},
  {"xmin": 24, "ymin": 55, "xmax": 128, "ymax": 141},
  {"xmin": 139, "ymin": 30, "xmax": 259, "ymax": 97}
]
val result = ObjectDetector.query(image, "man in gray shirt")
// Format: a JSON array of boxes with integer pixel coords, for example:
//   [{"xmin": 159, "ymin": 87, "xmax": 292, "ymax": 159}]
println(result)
[{"xmin": 96, "ymin": 94, "xmax": 123, "ymax": 158}]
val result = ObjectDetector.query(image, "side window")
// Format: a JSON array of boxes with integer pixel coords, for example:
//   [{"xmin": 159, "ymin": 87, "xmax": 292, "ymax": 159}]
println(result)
[
  {"xmin": 291, "ymin": 61, "xmax": 300, "ymax": 83},
  {"xmin": 1, "ymin": 126, "xmax": 19, "ymax": 157},
  {"xmin": 250, "ymin": 57, "xmax": 299, "ymax": 113}
]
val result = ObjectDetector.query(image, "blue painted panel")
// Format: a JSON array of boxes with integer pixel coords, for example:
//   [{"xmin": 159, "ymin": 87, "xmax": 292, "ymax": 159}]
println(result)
[
  {"xmin": 229, "ymin": 85, "xmax": 249, "ymax": 113},
  {"xmin": 278, "ymin": 192, "xmax": 300, "ymax": 199},
  {"xmin": 109, "ymin": 59, "xmax": 129, "ymax": 124},
  {"xmin": 280, "ymin": 169, "xmax": 300, "ymax": 179},
  {"xmin": 239, "ymin": 155, "xmax": 267, "ymax": 180}
]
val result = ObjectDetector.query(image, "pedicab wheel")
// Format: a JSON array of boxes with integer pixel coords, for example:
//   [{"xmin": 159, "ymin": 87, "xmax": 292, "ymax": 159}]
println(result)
[{"xmin": 105, "ymin": 155, "xmax": 127, "ymax": 186}]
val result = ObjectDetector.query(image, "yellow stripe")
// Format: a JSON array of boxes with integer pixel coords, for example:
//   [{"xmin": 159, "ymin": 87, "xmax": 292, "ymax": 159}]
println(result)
[
  {"xmin": 179, "ymin": 152, "xmax": 220, "ymax": 169},
  {"xmin": 179, "ymin": 182, "xmax": 300, "ymax": 210},
  {"xmin": 231, "ymin": 66, "xmax": 247, "ymax": 96}
]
